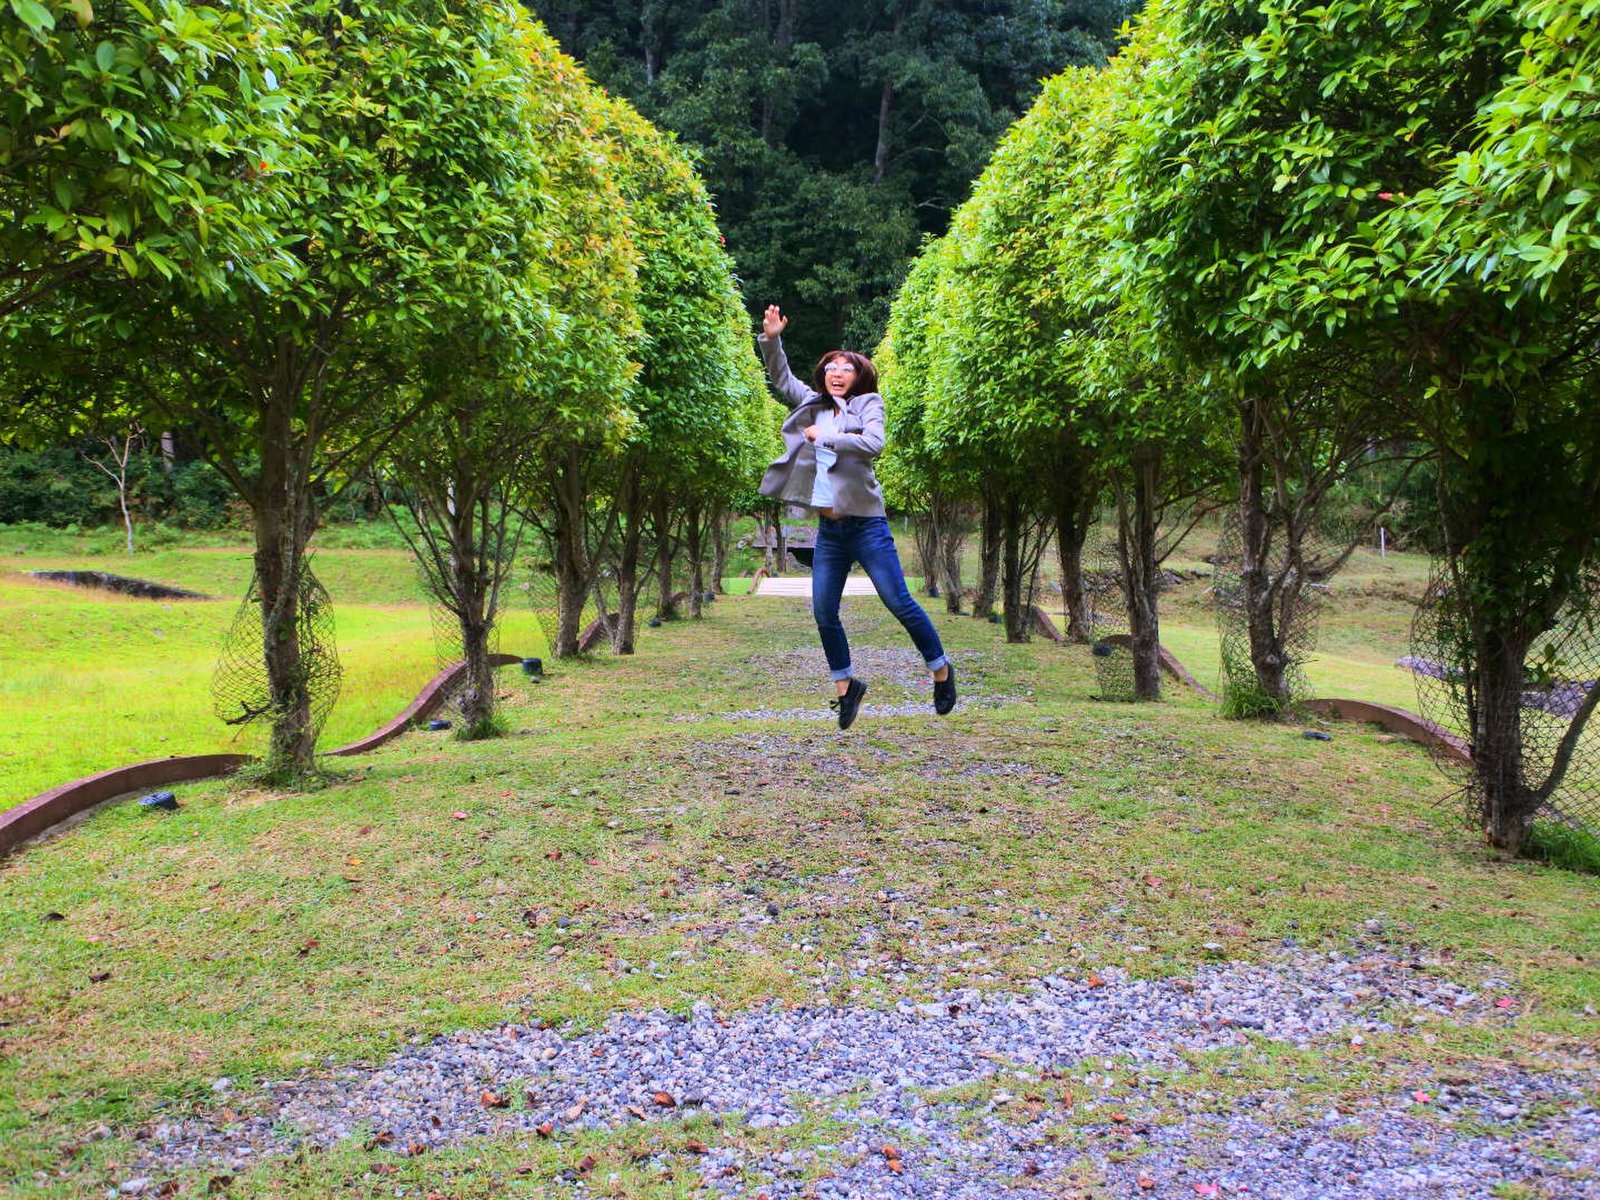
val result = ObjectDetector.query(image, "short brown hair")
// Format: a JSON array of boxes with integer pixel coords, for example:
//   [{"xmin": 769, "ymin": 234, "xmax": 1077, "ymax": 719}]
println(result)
[{"xmin": 811, "ymin": 350, "xmax": 877, "ymax": 398}]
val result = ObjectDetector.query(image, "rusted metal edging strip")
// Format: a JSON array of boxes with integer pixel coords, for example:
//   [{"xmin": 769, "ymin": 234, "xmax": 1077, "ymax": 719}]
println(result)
[{"xmin": 2, "ymin": 653, "xmax": 525, "ymax": 857}]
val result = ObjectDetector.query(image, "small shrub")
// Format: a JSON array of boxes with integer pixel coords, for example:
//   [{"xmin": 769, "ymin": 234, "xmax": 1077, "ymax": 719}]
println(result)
[
  {"xmin": 1219, "ymin": 677, "xmax": 1291, "ymax": 719},
  {"xmin": 141, "ymin": 522, "xmax": 188, "ymax": 548},
  {"xmin": 454, "ymin": 710, "xmax": 511, "ymax": 741},
  {"xmin": 1525, "ymin": 821, "xmax": 1600, "ymax": 875}
]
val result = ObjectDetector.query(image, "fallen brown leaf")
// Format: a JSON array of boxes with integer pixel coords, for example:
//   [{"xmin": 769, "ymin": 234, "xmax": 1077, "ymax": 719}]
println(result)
[{"xmin": 480, "ymin": 1090, "xmax": 508, "ymax": 1109}]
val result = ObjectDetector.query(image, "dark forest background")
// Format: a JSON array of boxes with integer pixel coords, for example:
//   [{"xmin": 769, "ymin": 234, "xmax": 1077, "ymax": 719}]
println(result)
[{"xmin": 527, "ymin": 0, "xmax": 1133, "ymax": 365}]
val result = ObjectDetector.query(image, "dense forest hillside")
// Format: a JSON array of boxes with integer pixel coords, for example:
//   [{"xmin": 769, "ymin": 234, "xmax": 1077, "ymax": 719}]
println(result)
[{"xmin": 528, "ymin": 0, "xmax": 1131, "ymax": 362}]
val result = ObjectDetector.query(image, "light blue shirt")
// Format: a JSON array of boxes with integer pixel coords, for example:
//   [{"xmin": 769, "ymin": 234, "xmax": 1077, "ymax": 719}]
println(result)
[{"xmin": 809, "ymin": 405, "xmax": 840, "ymax": 509}]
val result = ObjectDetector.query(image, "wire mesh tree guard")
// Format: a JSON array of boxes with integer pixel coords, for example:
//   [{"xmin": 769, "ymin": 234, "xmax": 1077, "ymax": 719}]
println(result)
[
  {"xmin": 1084, "ymin": 529, "xmax": 1137, "ymax": 702},
  {"xmin": 1210, "ymin": 508, "xmax": 1345, "ymax": 715},
  {"xmin": 1409, "ymin": 561, "xmax": 1600, "ymax": 840},
  {"xmin": 519, "ymin": 531, "xmax": 561, "ymax": 660},
  {"xmin": 414, "ymin": 551, "xmax": 504, "ymax": 679},
  {"xmin": 211, "ymin": 558, "xmax": 342, "ymax": 744}
]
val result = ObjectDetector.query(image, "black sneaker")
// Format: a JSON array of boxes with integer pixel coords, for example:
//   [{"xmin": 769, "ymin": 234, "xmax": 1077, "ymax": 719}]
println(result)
[
  {"xmin": 830, "ymin": 678, "xmax": 867, "ymax": 729},
  {"xmin": 933, "ymin": 663, "xmax": 957, "ymax": 715}
]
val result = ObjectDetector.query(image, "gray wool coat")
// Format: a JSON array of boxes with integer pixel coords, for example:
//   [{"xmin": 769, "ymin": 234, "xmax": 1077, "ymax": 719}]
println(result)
[{"xmin": 756, "ymin": 335, "xmax": 887, "ymax": 518}]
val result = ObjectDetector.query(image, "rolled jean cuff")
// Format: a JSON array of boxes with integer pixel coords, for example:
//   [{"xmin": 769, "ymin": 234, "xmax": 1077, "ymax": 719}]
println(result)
[
  {"xmin": 829, "ymin": 666, "xmax": 855, "ymax": 682},
  {"xmin": 925, "ymin": 654, "xmax": 948, "ymax": 672}
]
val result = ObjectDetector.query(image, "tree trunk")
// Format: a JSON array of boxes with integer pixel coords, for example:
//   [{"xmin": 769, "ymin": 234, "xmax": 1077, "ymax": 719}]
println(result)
[
  {"xmin": 912, "ymin": 510, "xmax": 941, "ymax": 597},
  {"xmin": 613, "ymin": 469, "xmax": 645, "ymax": 655},
  {"xmin": 654, "ymin": 494, "xmax": 679, "ymax": 620},
  {"xmin": 117, "ymin": 472, "xmax": 134, "ymax": 555},
  {"xmin": 456, "ymin": 607, "xmax": 495, "ymax": 732},
  {"xmin": 773, "ymin": 509, "xmax": 788, "ymax": 575},
  {"xmin": 552, "ymin": 443, "xmax": 591, "ymax": 657},
  {"xmin": 1118, "ymin": 450, "xmax": 1163, "ymax": 701},
  {"xmin": 251, "ymin": 390, "xmax": 319, "ymax": 775},
  {"xmin": 873, "ymin": 81, "xmax": 895, "ymax": 184},
  {"xmin": 684, "ymin": 500, "xmax": 706, "ymax": 619},
  {"xmin": 447, "ymin": 487, "xmax": 497, "ymax": 732},
  {"xmin": 973, "ymin": 496, "xmax": 1001, "ymax": 619},
  {"xmin": 1000, "ymin": 494, "xmax": 1031, "ymax": 643},
  {"xmin": 939, "ymin": 496, "xmax": 966, "ymax": 613},
  {"xmin": 711, "ymin": 504, "xmax": 729, "ymax": 594},
  {"xmin": 759, "ymin": 503, "xmax": 777, "ymax": 573},
  {"xmin": 1472, "ymin": 629, "xmax": 1537, "ymax": 853},
  {"xmin": 1236, "ymin": 398, "xmax": 1292, "ymax": 709},
  {"xmin": 1055, "ymin": 493, "xmax": 1092, "ymax": 642}
]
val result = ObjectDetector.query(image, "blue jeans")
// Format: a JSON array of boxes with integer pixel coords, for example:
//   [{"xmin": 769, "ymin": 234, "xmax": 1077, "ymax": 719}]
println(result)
[{"xmin": 812, "ymin": 515, "xmax": 948, "ymax": 681}]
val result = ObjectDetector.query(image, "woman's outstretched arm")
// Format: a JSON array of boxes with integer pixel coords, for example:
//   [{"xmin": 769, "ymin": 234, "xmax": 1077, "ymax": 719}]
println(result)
[{"xmin": 756, "ymin": 304, "xmax": 815, "ymax": 410}]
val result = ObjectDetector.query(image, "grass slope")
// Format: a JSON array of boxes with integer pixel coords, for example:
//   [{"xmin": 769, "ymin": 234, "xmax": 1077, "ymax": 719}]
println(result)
[
  {"xmin": 0, "ymin": 533, "xmax": 550, "ymax": 804},
  {"xmin": 1, "ymin": 593, "xmax": 1597, "ymax": 1197}
]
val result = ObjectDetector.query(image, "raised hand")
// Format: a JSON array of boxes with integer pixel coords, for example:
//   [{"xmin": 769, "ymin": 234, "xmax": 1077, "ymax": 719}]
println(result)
[{"xmin": 762, "ymin": 304, "xmax": 788, "ymax": 338}]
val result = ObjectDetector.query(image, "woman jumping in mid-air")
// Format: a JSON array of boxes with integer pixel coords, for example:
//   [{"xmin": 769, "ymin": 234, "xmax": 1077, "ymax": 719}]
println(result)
[{"xmin": 756, "ymin": 304, "xmax": 956, "ymax": 729}]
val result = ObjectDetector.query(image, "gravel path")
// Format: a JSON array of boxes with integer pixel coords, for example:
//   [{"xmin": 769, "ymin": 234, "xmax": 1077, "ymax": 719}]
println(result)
[
  {"xmin": 130, "ymin": 947, "xmax": 1600, "ymax": 1197},
  {"xmin": 684, "ymin": 647, "xmax": 1026, "ymax": 722}
]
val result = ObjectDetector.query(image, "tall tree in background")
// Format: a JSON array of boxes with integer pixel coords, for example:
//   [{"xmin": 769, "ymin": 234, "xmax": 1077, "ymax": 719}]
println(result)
[{"xmin": 528, "ymin": 0, "xmax": 1132, "ymax": 361}]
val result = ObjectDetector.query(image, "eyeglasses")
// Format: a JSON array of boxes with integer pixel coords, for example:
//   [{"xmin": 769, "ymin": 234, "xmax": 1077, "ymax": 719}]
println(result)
[{"xmin": 823, "ymin": 362, "xmax": 857, "ymax": 374}]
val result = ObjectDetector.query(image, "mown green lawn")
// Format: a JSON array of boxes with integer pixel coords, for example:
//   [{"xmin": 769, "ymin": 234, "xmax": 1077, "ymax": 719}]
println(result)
[{"xmin": 0, "ymin": 534, "xmax": 555, "ymax": 805}]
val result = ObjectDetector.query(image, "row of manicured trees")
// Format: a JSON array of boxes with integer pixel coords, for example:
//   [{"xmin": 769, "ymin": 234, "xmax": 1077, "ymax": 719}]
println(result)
[
  {"xmin": 380, "ymin": 20, "xmax": 640, "ymax": 735},
  {"xmin": 883, "ymin": 0, "xmax": 1600, "ymax": 848},
  {"xmin": 7, "ymin": 0, "xmax": 557, "ymax": 776},
  {"xmin": 878, "ymin": 50, "xmax": 1230, "ymax": 696},
  {"xmin": 518, "ymin": 78, "xmax": 775, "ymax": 660},
  {"xmin": 1063, "ymin": 39, "xmax": 1233, "ymax": 700},
  {"xmin": 2, "ymin": 1, "xmax": 770, "ymax": 774},
  {"xmin": 514, "ymin": 51, "xmax": 649, "ymax": 661},
  {"xmin": 877, "ymin": 238, "xmax": 1002, "ymax": 624},
  {"xmin": 590, "ymin": 94, "xmax": 774, "ymax": 654},
  {"xmin": 876, "ymin": 248, "xmax": 969, "ymax": 614},
  {"xmin": 925, "ymin": 63, "xmax": 1167, "ymax": 653},
  {"xmin": 1111, "ymin": 0, "xmax": 1600, "ymax": 850},
  {"xmin": 1110, "ymin": 0, "xmax": 1477, "ymax": 714}
]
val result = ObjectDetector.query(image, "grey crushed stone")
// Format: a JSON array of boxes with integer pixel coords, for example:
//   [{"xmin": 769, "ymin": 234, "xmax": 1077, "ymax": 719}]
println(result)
[{"xmin": 130, "ymin": 947, "xmax": 1600, "ymax": 1197}]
